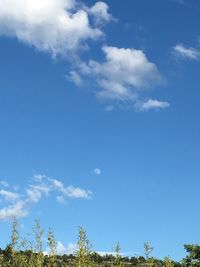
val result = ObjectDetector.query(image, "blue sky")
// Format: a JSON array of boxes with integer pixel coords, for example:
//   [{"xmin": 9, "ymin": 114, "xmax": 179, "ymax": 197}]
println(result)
[{"xmin": 0, "ymin": 0, "xmax": 200, "ymax": 260}]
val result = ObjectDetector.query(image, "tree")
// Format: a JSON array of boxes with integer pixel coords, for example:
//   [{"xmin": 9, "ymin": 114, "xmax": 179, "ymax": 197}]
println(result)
[
  {"xmin": 144, "ymin": 242, "xmax": 153, "ymax": 259},
  {"xmin": 76, "ymin": 226, "xmax": 92, "ymax": 267},
  {"xmin": 113, "ymin": 242, "xmax": 124, "ymax": 267},
  {"xmin": 10, "ymin": 216, "xmax": 19, "ymax": 251},
  {"xmin": 182, "ymin": 244, "xmax": 200, "ymax": 266},
  {"xmin": 47, "ymin": 227, "xmax": 57, "ymax": 266},
  {"xmin": 33, "ymin": 219, "xmax": 44, "ymax": 267},
  {"xmin": 9, "ymin": 217, "xmax": 21, "ymax": 266},
  {"xmin": 163, "ymin": 256, "xmax": 174, "ymax": 267},
  {"xmin": 144, "ymin": 242, "xmax": 154, "ymax": 267}
]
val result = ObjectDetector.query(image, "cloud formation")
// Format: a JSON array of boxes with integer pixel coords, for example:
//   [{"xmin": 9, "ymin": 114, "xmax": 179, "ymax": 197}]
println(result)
[
  {"xmin": 88, "ymin": 1, "xmax": 114, "ymax": 26},
  {"xmin": 0, "ymin": 190, "xmax": 19, "ymax": 202},
  {"xmin": 173, "ymin": 44, "xmax": 200, "ymax": 60},
  {"xmin": 0, "ymin": 0, "xmax": 168, "ymax": 111},
  {"xmin": 138, "ymin": 99, "xmax": 170, "ymax": 111},
  {"xmin": 79, "ymin": 46, "xmax": 162, "ymax": 100},
  {"xmin": 0, "ymin": 174, "xmax": 92, "ymax": 220},
  {"xmin": 72, "ymin": 46, "xmax": 168, "ymax": 110},
  {"xmin": 0, "ymin": 0, "xmax": 111, "ymax": 57},
  {"xmin": 56, "ymin": 242, "xmax": 77, "ymax": 255}
]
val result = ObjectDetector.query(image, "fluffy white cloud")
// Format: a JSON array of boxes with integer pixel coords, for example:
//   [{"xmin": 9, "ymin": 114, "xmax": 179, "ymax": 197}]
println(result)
[
  {"xmin": 0, "ymin": 0, "xmax": 167, "ymax": 112},
  {"xmin": 76, "ymin": 46, "xmax": 162, "ymax": 103},
  {"xmin": 56, "ymin": 241, "xmax": 68, "ymax": 255},
  {"xmin": 173, "ymin": 44, "xmax": 200, "ymax": 60},
  {"xmin": 0, "ymin": 174, "xmax": 92, "ymax": 220},
  {"xmin": 88, "ymin": 1, "xmax": 113, "ymax": 25},
  {"xmin": 94, "ymin": 168, "xmax": 101, "ymax": 176},
  {"xmin": 138, "ymin": 99, "xmax": 170, "ymax": 111},
  {"xmin": 0, "ymin": 0, "xmax": 112, "ymax": 57},
  {"xmin": 56, "ymin": 241, "xmax": 77, "ymax": 255}
]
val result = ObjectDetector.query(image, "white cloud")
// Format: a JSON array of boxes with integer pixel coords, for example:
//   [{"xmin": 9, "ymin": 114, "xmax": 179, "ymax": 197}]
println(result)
[
  {"xmin": 88, "ymin": 1, "xmax": 113, "ymax": 26},
  {"xmin": 94, "ymin": 168, "xmax": 101, "ymax": 176},
  {"xmin": 95, "ymin": 46, "xmax": 161, "ymax": 100},
  {"xmin": 0, "ymin": 189, "xmax": 20, "ymax": 202},
  {"xmin": 65, "ymin": 186, "xmax": 92, "ymax": 199},
  {"xmin": 50, "ymin": 178, "xmax": 65, "ymax": 190},
  {"xmin": 67, "ymin": 71, "xmax": 83, "ymax": 86},
  {"xmin": 138, "ymin": 99, "xmax": 170, "ymax": 111},
  {"xmin": 56, "ymin": 241, "xmax": 77, "ymax": 255},
  {"xmin": 0, "ymin": 200, "xmax": 28, "ymax": 220},
  {"xmin": 0, "ymin": 0, "xmax": 113, "ymax": 57},
  {"xmin": 29, "ymin": 183, "xmax": 51, "ymax": 195},
  {"xmin": 0, "ymin": 174, "xmax": 92, "ymax": 220},
  {"xmin": 49, "ymin": 178, "xmax": 92, "ymax": 199},
  {"xmin": 26, "ymin": 188, "xmax": 42, "ymax": 203},
  {"xmin": 0, "ymin": 0, "xmax": 167, "ymax": 112},
  {"xmin": 33, "ymin": 174, "xmax": 47, "ymax": 181},
  {"xmin": 173, "ymin": 44, "xmax": 200, "ymax": 60},
  {"xmin": 97, "ymin": 251, "xmax": 115, "ymax": 256},
  {"xmin": 56, "ymin": 241, "xmax": 67, "ymax": 255},
  {"xmin": 75, "ymin": 46, "xmax": 163, "ymax": 105}
]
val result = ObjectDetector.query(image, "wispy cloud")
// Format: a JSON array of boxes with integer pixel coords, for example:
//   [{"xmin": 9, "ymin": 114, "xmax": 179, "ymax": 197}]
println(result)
[
  {"xmin": 49, "ymin": 177, "xmax": 92, "ymax": 199},
  {"xmin": 137, "ymin": 99, "xmax": 170, "ymax": 111},
  {"xmin": 0, "ymin": 201, "xmax": 28, "ymax": 220},
  {"xmin": 0, "ymin": 190, "xmax": 20, "ymax": 202},
  {"xmin": 173, "ymin": 44, "xmax": 200, "ymax": 60},
  {"xmin": 0, "ymin": 174, "xmax": 92, "ymax": 220}
]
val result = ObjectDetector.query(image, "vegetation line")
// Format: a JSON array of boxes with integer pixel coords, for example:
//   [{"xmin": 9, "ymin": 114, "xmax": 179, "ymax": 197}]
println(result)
[{"xmin": 0, "ymin": 217, "xmax": 198, "ymax": 266}]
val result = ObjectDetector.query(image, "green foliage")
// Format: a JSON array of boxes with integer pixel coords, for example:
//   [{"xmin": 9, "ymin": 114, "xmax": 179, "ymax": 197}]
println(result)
[
  {"xmin": 113, "ymin": 242, "xmax": 124, "ymax": 267},
  {"xmin": 47, "ymin": 228, "xmax": 57, "ymax": 266},
  {"xmin": 163, "ymin": 256, "xmax": 174, "ymax": 267},
  {"xmin": 33, "ymin": 219, "xmax": 44, "ymax": 267},
  {"xmin": 144, "ymin": 242, "xmax": 153, "ymax": 259},
  {"xmin": 182, "ymin": 244, "xmax": 200, "ymax": 266},
  {"xmin": 10, "ymin": 216, "xmax": 19, "ymax": 251},
  {"xmin": 76, "ymin": 226, "xmax": 92, "ymax": 267},
  {"xmin": 0, "ymin": 218, "xmax": 194, "ymax": 267}
]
